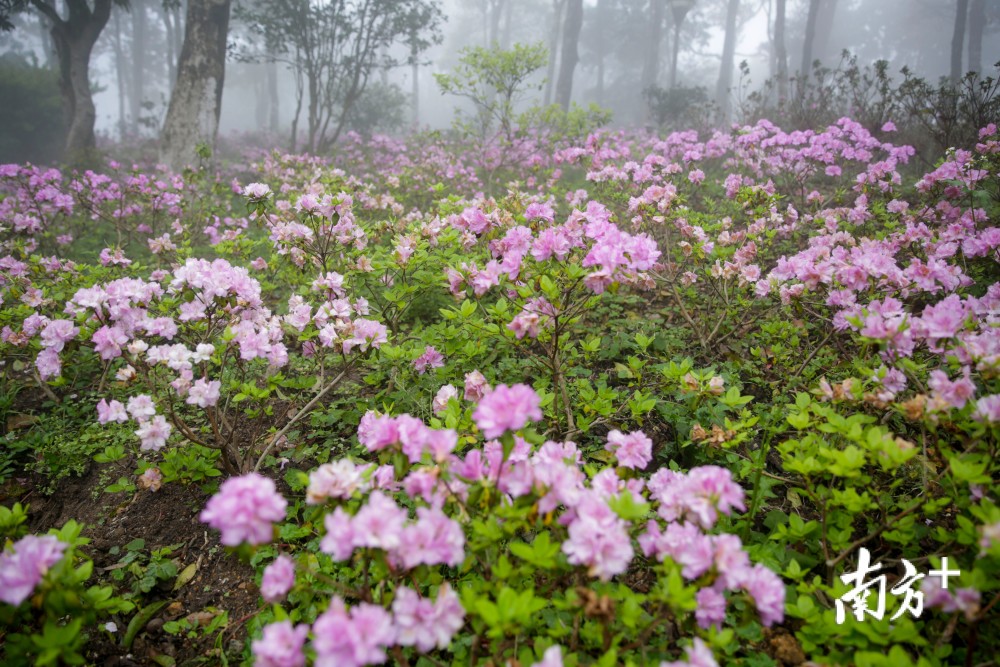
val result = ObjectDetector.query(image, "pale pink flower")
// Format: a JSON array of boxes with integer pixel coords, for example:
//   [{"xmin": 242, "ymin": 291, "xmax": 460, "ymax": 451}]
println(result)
[
  {"xmin": 463, "ymin": 370, "xmax": 490, "ymax": 402},
  {"xmin": 605, "ymin": 430, "xmax": 653, "ymax": 469},
  {"xmin": 200, "ymin": 473, "xmax": 287, "ymax": 546},
  {"xmin": 472, "ymin": 383, "xmax": 542, "ymax": 439},
  {"xmin": 97, "ymin": 398, "xmax": 128, "ymax": 424},
  {"xmin": 260, "ymin": 554, "xmax": 295, "ymax": 603},
  {"xmin": 186, "ymin": 378, "xmax": 221, "ymax": 408},
  {"xmin": 413, "ymin": 346, "xmax": 445, "ymax": 374},
  {"xmin": 0, "ymin": 535, "xmax": 67, "ymax": 606},
  {"xmin": 433, "ymin": 384, "xmax": 459, "ymax": 415},
  {"xmin": 252, "ymin": 621, "xmax": 307, "ymax": 667},
  {"xmin": 312, "ymin": 597, "xmax": 395, "ymax": 667},
  {"xmin": 307, "ymin": 460, "xmax": 367, "ymax": 504},
  {"xmin": 531, "ymin": 645, "xmax": 564, "ymax": 667},
  {"xmin": 135, "ymin": 415, "xmax": 172, "ymax": 450}
]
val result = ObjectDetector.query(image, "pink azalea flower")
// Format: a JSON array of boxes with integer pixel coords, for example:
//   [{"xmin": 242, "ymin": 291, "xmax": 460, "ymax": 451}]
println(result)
[
  {"xmin": 605, "ymin": 430, "xmax": 653, "ymax": 469},
  {"xmin": 741, "ymin": 563, "xmax": 786, "ymax": 626},
  {"xmin": 320, "ymin": 507, "xmax": 358, "ymax": 561},
  {"xmin": 473, "ymin": 383, "xmax": 543, "ymax": 439},
  {"xmin": 200, "ymin": 473, "xmax": 287, "ymax": 546},
  {"xmin": 463, "ymin": 370, "xmax": 490, "ymax": 402},
  {"xmin": 531, "ymin": 645, "xmax": 564, "ymax": 667},
  {"xmin": 97, "ymin": 398, "xmax": 128, "ymax": 424},
  {"xmin": 413, "ymin": 346, "xmax": 445, "ymax": 374},
  {"xmin": 307, "ymin": 460, "xmax": 367, "ymax": 504},
  {"xmin": 695, "ymin": 586, "xmax": 727, "ymax": 629},
  {"xmin": 562, "ymin": 492, "xmax": 634, "ymax": 581},
  {"xmin": 135, "ymin": 415, "xmax": 172, "ymax": 451},
  {"xmin": 396, "ymin": 507, "xmax": 465, "ymax": 569},
  {"xmin": 352, "ymin": 491, "xmax": 407, "ymax": 551},
  {"xmin": 392, "ymin": 584, "xmax": 464, "ymax": 652},
  {"xmin": 313, "ymin": 597, "xmax": 395, "ymax": 667},
  {"xmin": 660, "ymin": 637, "xmax": 719, "ymax": 667},
  {"xmin": 186, "ymin": 378, "xmax": 221, "ymax": 408},
  {"xmin": 252, "ymin": 621, "xmax": 308, "ymax": 667},
  {"xmin": 0, "ymin": 535, "xmax": 67, "ymax": 606},
  {"xmin": 260, "ymin": 554, "xmax": 296, "ymax": 603},
  {"xmin": 433, "ymin": 384, "xmax": 458, "ymax": 415}
]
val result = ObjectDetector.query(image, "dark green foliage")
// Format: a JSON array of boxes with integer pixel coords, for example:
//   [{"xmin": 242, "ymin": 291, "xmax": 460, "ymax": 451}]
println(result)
[{"xmin": 0, "ymin": 55, "xmax": 64, "ymax": 165}]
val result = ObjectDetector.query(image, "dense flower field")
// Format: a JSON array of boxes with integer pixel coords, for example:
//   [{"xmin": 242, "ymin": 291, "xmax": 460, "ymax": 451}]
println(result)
[{"xmin": 1, "ymin": 118, "xmax": 999, "ymax": 666}]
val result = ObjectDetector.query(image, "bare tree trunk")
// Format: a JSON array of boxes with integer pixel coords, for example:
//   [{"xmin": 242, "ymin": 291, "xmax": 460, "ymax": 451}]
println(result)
[
  {"xmin": 543, "ymin": 0, "xmax": 564, "ymax": 106},
  {"xmin": 481, "ymin": 0, "xmax": 488, "ymax": 46},
  {"xmin": 160, "ymin": 0, "xmax": 232, "ymax": 169},
  {"xmin": 967, "ymin": 0, "xmax": 984, "ymax": 75},
  {"xmin": 267, "ymin": 60, "xmax": 279, "ymax": 132},
  {"xmin": 36, "ymin": 12, "xmax": 56, "ymax": 69},
  {"xmin": 800, "ymin": 0, "xmax": 819, "ymax": 79},
  {"xmin": 255, "ymin": 65, "xmax": 267, "ymax": 128},
  {"xmin": 173, "ymin": 2, "xmax": 184, "ymax": 59},
  {"xmin": 813, "ymin": 0, "xmax": 836, "ymax": 63},
  {"xmin": 715, "ymin": 0, "xmax": 740, "ymax": 121},
  {"xmin": 488, "ymin": 0, "xmax": 503, "ymax": 46},
  {"xmin": 774, "ymin": 0, "xmax": 787, "ymax": 100},
  {"xmin": 501, "ymin": 0, "xmax": 513, "ymax": 49},
  {"xmin": 554, "ymin": 0, "xmax": 582, "ymax": 110},
  {"xmin": 130, "ymin": 0, "xmax": 146, "ymax": 134},
  {"xmin": 161, "ymin": 2, "xmax": 177, "ymax": 87},
  {"xmin": 640, "ymin": 0, "xmax": 665, "ymax": 92},
  {"xmin": 951, "ymin": 0, "xmax": 969, "ymax": 84},
  {"xmin": 35, "ymin": 0, "xmax": 114, "ymax": 161},
  {"xmin": 112, "ymin": 8, "xmax": 127, "ymax": 140},
  {"xmin": 595, "ymin": 0, "xmax": 605, "ymax": 104},
  {"xmin": 669, "ymin": 19, "xmax": 681, "ymax": 89},
  {"xmin": 411, "ymin": 57, "xmax": 419, "ymax": 127}
]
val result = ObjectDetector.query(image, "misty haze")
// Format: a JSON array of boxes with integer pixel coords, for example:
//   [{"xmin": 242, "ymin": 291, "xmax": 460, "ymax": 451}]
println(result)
[{"xmin": 1, "ymin": 1, "xmax": 1000, "ymax": 667}]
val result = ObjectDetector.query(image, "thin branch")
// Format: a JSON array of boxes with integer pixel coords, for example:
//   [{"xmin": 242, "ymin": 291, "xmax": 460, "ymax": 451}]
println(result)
[{"xmin": 253, "ymin": 364, "xmax": 353, "ymax": 472}]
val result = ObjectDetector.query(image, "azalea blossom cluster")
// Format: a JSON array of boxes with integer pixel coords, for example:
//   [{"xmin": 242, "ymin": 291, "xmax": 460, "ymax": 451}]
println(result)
[
  {"xmin": 199, "ymin": 379, "xmax": 783, "ymax": 667},
  {"xmin": 283, "ymin": 288, "xmax": 388, "ymax": 357},
  {"xmin": 0, "ymin": 164, "xmax": 73, "ymax": 253},
  {"xmin": 251, "ymin": 585, "xmax": 464, "ymax": 667},
  {"xmin": 0, "ymin": 534, "xmax": 68, "ymax": 606},
  {"xmin": 444, "ymin": 198, "xmax": 661, "ymax": 302},
  {"xmin": 246, "ymin": 184, "xmax": 368, "ymax": 268}
]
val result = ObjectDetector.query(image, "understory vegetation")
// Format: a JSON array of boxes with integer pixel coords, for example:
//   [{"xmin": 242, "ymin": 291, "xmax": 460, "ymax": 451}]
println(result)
[{"xmin": 2, "ymin": 62, "xmax": 1000, "ymax": 666}]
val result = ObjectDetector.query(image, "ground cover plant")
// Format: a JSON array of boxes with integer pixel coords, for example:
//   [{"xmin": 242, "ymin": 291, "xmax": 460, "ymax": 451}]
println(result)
[{"xmin": 1, "ymin": 102, "xmax": 999, "ymax": 666}]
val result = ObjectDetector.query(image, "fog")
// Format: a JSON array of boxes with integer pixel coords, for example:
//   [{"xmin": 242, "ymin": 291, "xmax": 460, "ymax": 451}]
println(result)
[{"xmin": 2, "ymin": 0, "xmax": 999, "ymax": 157}]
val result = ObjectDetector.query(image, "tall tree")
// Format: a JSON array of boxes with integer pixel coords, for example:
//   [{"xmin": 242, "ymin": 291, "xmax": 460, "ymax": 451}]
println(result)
[
  {"xmin": 500, "ymin": 0, "xmax": 512, "ymax": 48},
  {"xmin": 967, "ymin": 0, "xmax": 984, "ymax": 75},
  {"xmin": 159, "ymin": 0, "xmax": 231, "ymax": 168},
  {"xmin": 800, "ymin": 0, "xmax": 819, "ymax": 81},
  {"xmin": 951, "ymin": 0, "xmax": 969, "ymax": 84},
  {"xmin": 235, "ymin": 0, "xmax": 442, "ymax": 153},
  {"xmin": 639, "ymin": 0, "xmax": 664, "ymax": 92},
  {"xmin": 111, "ymin": 5, "xmax": 128, "ymax": 138},
  {"xmin": 129, "ymin": 0, "xmax": 146, "ymax": 133},
  {"xmin": 554, "ymin": 0, "xmax": 582, "ymax": 109},
  {"xmin": 773, "ymin": 0, "xmax": 787, "ymax": 100},
  {"xmin": 595, "ymin": 0, "xmax": 606, "ymax": 103},
  {"xmin": 667, "ymin": 0, "xmax": 695, "ymax": 89},
  {"xmin": 488, "ymin": 0, "xmax": 502, "ymax": 45},
  {"xmin": 715, "ymin": 0, "xmax": 739, "ymax": 120},
  {"xmin": 812, "ymin": 0, "xmax": 836, "ymax": 64},
  {"xmin": 0, "ymin": 0, "xmax": 119, "ymax": 159},
  {"xmin": 542, "ymin": 0, "xmax": 564, "ymax": 106}
]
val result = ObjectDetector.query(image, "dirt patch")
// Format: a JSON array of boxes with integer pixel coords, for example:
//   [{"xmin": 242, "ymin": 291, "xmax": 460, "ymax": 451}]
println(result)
[{"xmin": 17, "ymin": 462, "xmax": 259, "ymax": 666}]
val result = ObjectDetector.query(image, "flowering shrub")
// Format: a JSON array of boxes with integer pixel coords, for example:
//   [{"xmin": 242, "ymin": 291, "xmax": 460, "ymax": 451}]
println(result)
[
  {"xmin": 0, "ymin": 512, "xmax": 133, "ymax": 665},
  {"xmin": 2, "ymin": 114, "xmax": 1000, "ymax": 664},
  {"xmin": 210, "ymin": 383, "xmax": 783, "ymax": 666}
]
